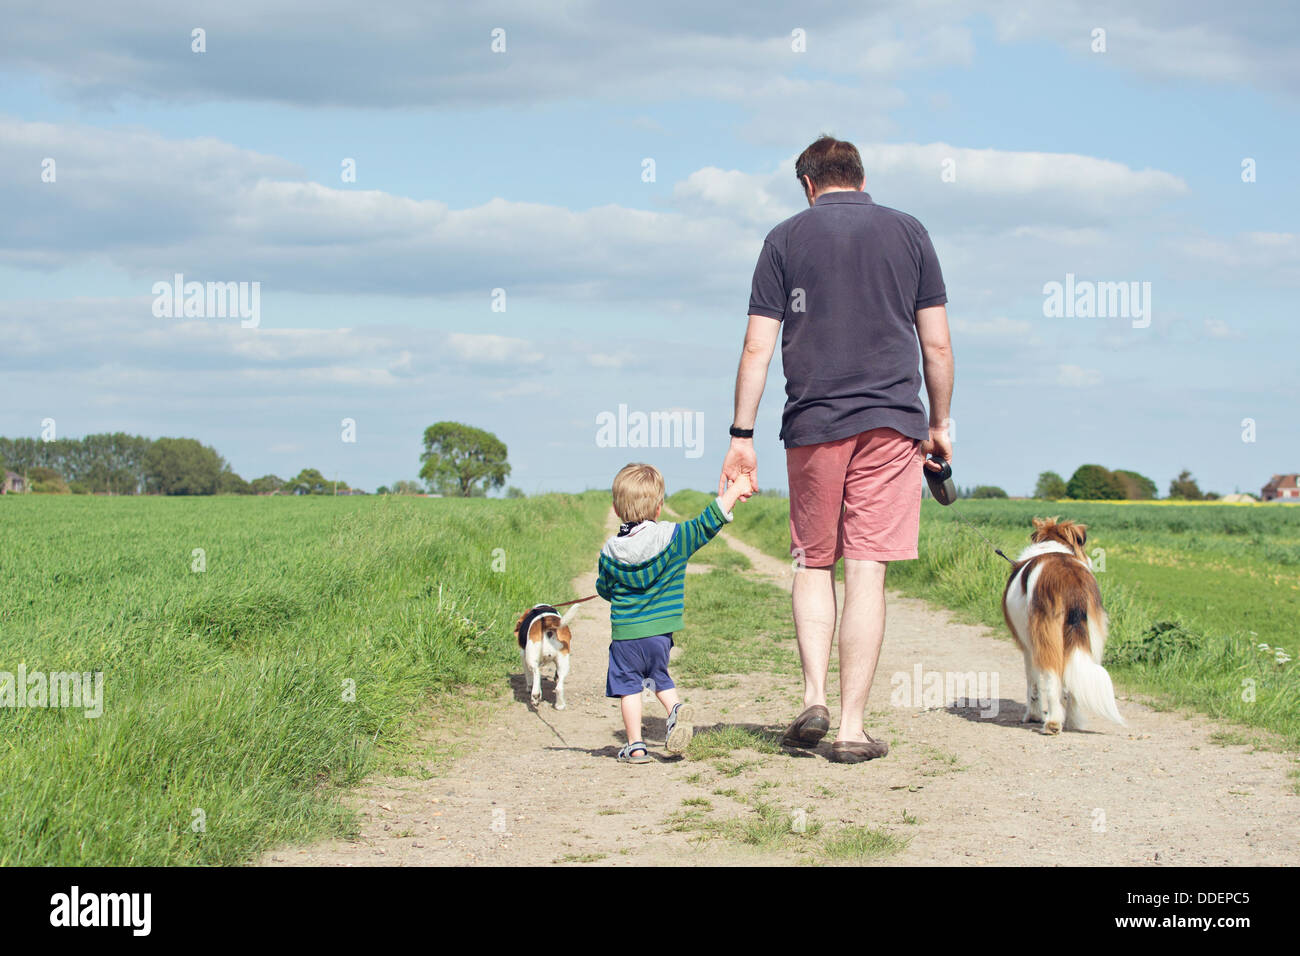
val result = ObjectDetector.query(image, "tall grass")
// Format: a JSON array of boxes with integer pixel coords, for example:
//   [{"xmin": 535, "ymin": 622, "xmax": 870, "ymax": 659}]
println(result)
[
  {"xmin": 0, "ymin": 492, "xmax": 609, "ymax": 864},
  {"xmin": 669, "ymin": 491, "xmax": 1300, "ymax": 749}
]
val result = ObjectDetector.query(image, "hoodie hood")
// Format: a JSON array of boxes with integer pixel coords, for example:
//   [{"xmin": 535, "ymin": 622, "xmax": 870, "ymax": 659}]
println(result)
[{"xmin": 601, "ymin": 519, "xmax": 677, "ymax": 566}]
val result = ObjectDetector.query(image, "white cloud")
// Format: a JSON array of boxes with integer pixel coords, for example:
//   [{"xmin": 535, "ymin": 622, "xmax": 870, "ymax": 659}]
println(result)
[
  {"xmin": 1057, "ymin": 364, "xmax": 1103, "ymax": 387},
  {"xmin": 446, "ymin": 333, "xmax": 542, "ymax": 365},
  {"xmin": 671, "ymin": 143, "xmax": 1188, "ymax": 235},
  {"xmin": 985, "ymin": 0, "xmax": 1300, "ymax": 94},
  {"xmin": 586, "ymin": 352, "xmax": 631, "ymax": 369},
  {"xmin": 1203, "ymin": 319, "xmax": 1245, "ymax": 340}
]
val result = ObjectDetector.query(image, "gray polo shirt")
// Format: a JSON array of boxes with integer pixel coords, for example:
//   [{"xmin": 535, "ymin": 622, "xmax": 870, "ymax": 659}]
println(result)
[{"xmin": 747, "ymin": 190, "xmax": 947, "ymax": 449}]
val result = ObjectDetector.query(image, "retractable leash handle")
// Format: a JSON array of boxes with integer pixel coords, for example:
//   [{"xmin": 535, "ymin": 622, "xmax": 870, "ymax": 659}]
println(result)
[{"xmin": 925, "ymin": 456, "xmax": 957, "ymax": 506}]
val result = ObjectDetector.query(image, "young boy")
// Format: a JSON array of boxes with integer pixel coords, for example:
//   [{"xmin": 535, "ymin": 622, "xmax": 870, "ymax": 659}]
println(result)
[{"xmin": 595, "ymin": 462, "xmax": 753, "ymax": 763}]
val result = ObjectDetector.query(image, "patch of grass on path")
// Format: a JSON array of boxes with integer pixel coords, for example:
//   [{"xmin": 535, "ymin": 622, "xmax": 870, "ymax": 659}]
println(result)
[
  {"xmin": 821, "ymin": 825, "xmax": 910, "ymax": 861},
  {"xmin": 686, "ymin": 725, "xmax": 782, "ymax": 760},
  {"xmin": 666, "ymin": 786, "xmax": 908, "ymax": 863}
]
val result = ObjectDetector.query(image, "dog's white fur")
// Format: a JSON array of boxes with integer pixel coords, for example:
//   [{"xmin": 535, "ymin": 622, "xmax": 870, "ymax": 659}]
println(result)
[
  {"xmin": 1002, "ymin": 523, "xmax": 1125, "ymax": 734},
  {"xmin": 520, "ymin": 605, "xmax": 580, "ymax": 710}
]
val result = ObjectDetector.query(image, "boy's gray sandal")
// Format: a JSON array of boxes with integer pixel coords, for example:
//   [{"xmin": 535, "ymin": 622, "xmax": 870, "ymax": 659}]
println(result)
[
  {"xmin": 618, "ymin": 741, "xmax": 652, "ymax": 763},
  {"xmin": 665, "ymin": 703, "xmax": 694, "ymax": 755}
]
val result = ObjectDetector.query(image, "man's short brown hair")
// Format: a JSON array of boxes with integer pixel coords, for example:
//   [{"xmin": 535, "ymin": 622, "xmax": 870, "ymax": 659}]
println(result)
[
  {"xmin": 795, "ymin": 135, "xmax": 864, "ymax": 193},
  {"xmin": 612, "ymin": 463, "xmax": 664, "ymax": 523}
]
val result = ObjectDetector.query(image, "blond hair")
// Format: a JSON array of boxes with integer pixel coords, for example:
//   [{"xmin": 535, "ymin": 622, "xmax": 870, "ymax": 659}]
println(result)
[{"xmin": 612, "ymin": 463, "xmax": 664, "ymax": 523}]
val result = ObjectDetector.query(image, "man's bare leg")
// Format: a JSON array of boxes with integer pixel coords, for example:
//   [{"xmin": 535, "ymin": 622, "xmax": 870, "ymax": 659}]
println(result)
[
  {"xmin": 791, "ymin": 564, "xmax": 837, "ymax": 710},
  {"xmin": 836, "ymin": 558, "xmax": 888, "ymax": 741}
]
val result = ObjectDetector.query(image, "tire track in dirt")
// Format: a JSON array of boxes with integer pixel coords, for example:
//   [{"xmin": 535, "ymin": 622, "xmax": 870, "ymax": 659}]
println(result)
[{"xmin": 263, "ymin": 508, "xmax": 1300, "ymax": 866}]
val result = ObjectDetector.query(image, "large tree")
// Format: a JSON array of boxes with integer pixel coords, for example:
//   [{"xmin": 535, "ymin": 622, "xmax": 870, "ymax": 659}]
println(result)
[
  {"xmin": 1066, "ymin": 464, "xmax": 1125, "ymax": 500},
  {"xmin": 419, "ymin": 422, "xmax": 510, "ymax": 497},
  {"xmin": 216, "ymin": 468, "xmax": 253, "ymax": 495},
  {"xmin": 143, "ymin": 438, "xmax": 225, "ymax": 495},
  {"xmin": 1034, "ymin": 471, "xmax": 1068, "ymax": 500},
  {"xmin": 1168, "ymin": 469, "xmax": 1203, "ymax": 500},
  {"xmin": 284, "ymin": 468, "xmax": 334, "ymax": 495},
  {"xmin": 1113, "ymin": 469, "xmax": 1158, "ymax": 500},
  {"xmin": 250, "ymin": 474, "xmax": 285, "ymax": 494}
]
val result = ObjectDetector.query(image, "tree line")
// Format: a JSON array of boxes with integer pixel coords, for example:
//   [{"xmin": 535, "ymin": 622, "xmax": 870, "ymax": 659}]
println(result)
[
  {"xmin": 1035, "ymin": 465, "xmax": 1219, "ymax": 501},
  {"xmin": 0, "ymin": 434, "xmax": 352, "ymax": 496}
]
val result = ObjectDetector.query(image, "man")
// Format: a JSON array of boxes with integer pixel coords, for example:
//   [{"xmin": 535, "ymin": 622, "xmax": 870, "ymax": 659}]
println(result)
[{"xmin": 718, "ymin": 135, "xmax": 954, "ymax": 763}]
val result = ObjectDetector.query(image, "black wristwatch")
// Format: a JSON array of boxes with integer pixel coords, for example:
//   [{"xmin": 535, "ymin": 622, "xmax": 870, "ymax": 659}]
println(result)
[{"xmin": 729, "ymin": 425, "xmax": 754, "ymax": 439}]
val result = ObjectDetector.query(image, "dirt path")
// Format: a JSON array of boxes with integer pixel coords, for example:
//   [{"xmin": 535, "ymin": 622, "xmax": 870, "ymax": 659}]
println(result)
[{"xmin": 263, "ymin": 508, "xmax": 1300, "ymax": 866}]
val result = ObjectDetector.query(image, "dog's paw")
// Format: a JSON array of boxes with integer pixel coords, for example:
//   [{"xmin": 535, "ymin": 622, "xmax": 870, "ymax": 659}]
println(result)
[
  {"xmin": 529, "ymin": 692, "xmax": 541, "ymax": 706},
  {"xmin": 1042, "ymin": 720, "xmax": 1062, "ymax": 735},
  {"xmin": 554, "ymin": 700, "xmax": 566, "ymax": 711}
]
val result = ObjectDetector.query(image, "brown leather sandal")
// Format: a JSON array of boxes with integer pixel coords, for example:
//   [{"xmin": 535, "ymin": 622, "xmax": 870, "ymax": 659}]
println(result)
[
  {"xmin": 782, "ymin": 705, "xmax": 830, "ymax": 748},
  {"xmin": 829, "ymin": 734, "xmax": 889, "ymax": 763}
]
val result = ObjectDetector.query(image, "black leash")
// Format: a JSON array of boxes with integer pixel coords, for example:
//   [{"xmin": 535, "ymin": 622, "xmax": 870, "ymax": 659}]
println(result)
[{"xmin": 926, "ymin": 457, "xmax": 1015, "ymax": 565}]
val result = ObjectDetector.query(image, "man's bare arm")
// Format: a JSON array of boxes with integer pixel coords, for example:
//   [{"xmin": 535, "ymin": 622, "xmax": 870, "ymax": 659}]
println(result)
[
  {"xmin": 915, "ymin": 304, "xmax": 954, "ymax": 467},
  {"xmin": 718, "ymin": 314, "xmax": 780, "ymax": 494},
  {"xmin": 733, "ymin": 314, "xmax": 780, "ymax": 427}
]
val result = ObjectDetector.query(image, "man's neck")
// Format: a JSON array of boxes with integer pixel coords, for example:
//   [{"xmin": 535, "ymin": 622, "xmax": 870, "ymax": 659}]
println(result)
[{"xmin": 808, "ymin": 184, "xmax": 863, "ymax": 205}]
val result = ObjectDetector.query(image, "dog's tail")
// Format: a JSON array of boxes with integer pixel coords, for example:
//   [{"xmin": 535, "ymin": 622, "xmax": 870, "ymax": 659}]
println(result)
[
  {"xmin": 559, "ymin": 604, "xmax": 581, "ymax": 627},
  {"xmin": 1064, "ymin": 644, "xmax": 1125, "ymax": 727}
]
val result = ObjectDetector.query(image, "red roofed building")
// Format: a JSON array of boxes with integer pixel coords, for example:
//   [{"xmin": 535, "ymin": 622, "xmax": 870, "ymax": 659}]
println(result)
[{"xmin": 1261, "ymin": 474, "xmax": 1300, "ymax": 501}]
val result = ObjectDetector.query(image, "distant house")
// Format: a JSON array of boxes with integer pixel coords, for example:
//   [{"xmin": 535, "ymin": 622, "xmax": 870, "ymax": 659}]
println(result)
[
  {"xmin": 2, "ymin": 471, "xmax": 25, "ymax": 494},
  {"xmin": 1261, "ymin": 474, "xmax": 1300, "ymax": 501}
]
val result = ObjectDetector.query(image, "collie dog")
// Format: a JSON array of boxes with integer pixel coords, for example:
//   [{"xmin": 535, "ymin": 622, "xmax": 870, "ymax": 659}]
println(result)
[
  {"xmin": 1002, "ymin": 518, "xmax": 1125, "ymax": 734},
  {"xmin": 515, "ymin": 604, "xmax": 579, "ymax": 710}
]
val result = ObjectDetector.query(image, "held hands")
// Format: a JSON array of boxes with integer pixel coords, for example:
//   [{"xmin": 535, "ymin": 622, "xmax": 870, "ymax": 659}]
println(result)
[
  {"xmin": 719, "ymin": 469, "xmax": 755, "ymax": 512},
  {"xmin": 718, "ymin": 438, "xmax": 757, "ymax": 498},
  {"xmin": 728, "ymin": 470, "xmax": 754, "ymax": 500}
]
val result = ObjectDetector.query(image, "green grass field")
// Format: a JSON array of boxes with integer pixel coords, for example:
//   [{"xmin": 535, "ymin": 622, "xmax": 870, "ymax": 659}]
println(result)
[
  {"xmin": 669, "ymin": 490, "xmax": 1300, "ymax": 750},
  {"xmin": 0, "ymin": 492, "xmax": 609, "ymax": 865},
  {"xmin": 4, "ymin": 489, "xmax": 1296, "ymax": 865}
]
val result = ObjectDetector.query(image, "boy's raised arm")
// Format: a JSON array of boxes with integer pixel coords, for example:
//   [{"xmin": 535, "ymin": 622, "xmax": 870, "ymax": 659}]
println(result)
[{"xmin": 676, "ymin": 473, "xmax": 752, "ymax": 558}]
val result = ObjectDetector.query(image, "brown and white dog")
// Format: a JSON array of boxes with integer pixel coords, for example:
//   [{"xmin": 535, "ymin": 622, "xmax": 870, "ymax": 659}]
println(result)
[
  {"xmin": 1001, "ymin": 518, "xmax": 1125, "ymax": 734},
  {"xmin": 515, "ymin": 603, "xmax": 579, "ymax": 710}
]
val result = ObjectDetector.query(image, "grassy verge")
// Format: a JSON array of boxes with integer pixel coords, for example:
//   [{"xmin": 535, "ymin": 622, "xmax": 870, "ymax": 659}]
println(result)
[
  {"xmin": 0, "ymin": 492, "xmax": 609, "ymax": 864},
  {"xmin": 670, "ymin": 491, "xmax": 1300, "ymax": 751}
]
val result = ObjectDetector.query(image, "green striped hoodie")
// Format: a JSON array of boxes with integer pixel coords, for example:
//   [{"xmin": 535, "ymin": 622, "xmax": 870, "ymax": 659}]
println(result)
[{"xmin": 595, "ymin": 498, "xmax": 732, "ymax": 640}]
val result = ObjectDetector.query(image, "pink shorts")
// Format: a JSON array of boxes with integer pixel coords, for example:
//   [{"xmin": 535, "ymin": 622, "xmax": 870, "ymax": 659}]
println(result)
[{"xmin": 786, "ymin": 427, "xmax": 923, "ymax": 566}]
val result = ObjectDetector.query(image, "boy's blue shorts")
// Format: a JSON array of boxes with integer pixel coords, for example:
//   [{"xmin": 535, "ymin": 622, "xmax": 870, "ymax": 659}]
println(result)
[{"xmin": 606, "ymin": 633, "xmax": 675, "ymax": 698}]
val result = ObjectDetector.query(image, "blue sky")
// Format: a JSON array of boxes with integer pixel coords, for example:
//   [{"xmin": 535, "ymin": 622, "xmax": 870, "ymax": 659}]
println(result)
[{"xmin": 1, "ymin": 1, "xmax": 1296, "ymax": 496}]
